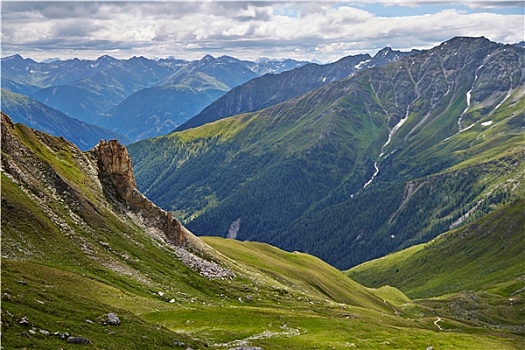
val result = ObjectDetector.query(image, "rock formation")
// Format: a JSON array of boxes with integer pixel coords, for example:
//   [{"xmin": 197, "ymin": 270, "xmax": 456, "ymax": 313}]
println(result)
[
  {"xmin": 90, "ymin": 139, "xmax": 188, "ymax": 247},
  {"xmin": 227, "ymin": 218, "xmax": 241, "ymax": 239}
]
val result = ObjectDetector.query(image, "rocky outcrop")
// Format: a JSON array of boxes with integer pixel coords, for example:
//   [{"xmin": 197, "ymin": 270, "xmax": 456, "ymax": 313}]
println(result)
[
  {"xmin": 1, "ymin": 114, "xmax": 231, "ymax": 279},
  {"xmin": 227, "ymin": 218, "xmax": 241, "ymax": 239},
  {"xmin": 90, "ymin": 139, "xmax": 187, "ymax": 247},
  {"xmin": 90, "ymin": 139, "xmax": 232, "ymax": 278}
]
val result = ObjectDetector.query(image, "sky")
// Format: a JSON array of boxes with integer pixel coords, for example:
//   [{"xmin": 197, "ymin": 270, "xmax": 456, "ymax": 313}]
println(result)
[{"xmin": 1, "ymin": 1, "xmax": 524, "ymax": 63}]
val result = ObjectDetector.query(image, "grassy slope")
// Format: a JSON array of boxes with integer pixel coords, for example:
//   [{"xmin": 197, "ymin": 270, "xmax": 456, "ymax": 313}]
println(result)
[
  {"xmin": 202, "ymin": 237, "xmax": 405, "ymax": 311},
  {"xmin": 3, "ymin": 118, "xmax": 523, "ymax": 349},
  {"xmin": 347, "ymin": 200, "xmax": 525, "ymax": 298},
  {"xmin": 347, "ymin": 200, "xmax": 525, "ymax": 336}
]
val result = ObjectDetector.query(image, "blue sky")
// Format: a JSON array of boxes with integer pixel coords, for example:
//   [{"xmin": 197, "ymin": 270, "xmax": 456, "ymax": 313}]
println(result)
[
  {"xmin": 2, "ymin": 1, "xmax": 524, "ymax": 63},
  {"xmin": 355, "ymin": 2, "xmax": 524, "ymax": 17}
]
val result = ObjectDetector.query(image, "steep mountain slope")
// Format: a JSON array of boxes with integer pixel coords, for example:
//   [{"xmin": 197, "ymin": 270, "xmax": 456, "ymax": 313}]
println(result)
[
  {"xmin": 130, "ymin": 37, "xmax": 524, "ymax": 269},
  {"xmin": 3, "ymin": 115, "xmax": 523, "ymax": 349},
  {"xmin": 176, "ymin": 48, "xmax": 417, "ymax": 131},
  {"xmin": 1, "ymin": 89, "xmax": 126, "ymax": 150},
  {"xmin": 348, "ymin": 199, "xmax": 525, "ymax": 298}
]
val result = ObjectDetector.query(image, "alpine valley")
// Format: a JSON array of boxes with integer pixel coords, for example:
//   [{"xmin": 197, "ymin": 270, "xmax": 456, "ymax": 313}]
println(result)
[
  {"xmin": 130, "ymin": 37, "xmax": 524, "ymax": 269},
  {"xmin": 1, "ymin": 36, "xmax": 524, "ymax": 349}
]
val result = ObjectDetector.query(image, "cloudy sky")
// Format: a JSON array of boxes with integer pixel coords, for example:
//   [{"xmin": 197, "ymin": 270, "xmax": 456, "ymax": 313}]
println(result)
[{"xmin": 2, "ymin": 1, "xmax": 524, "ymax": 63}]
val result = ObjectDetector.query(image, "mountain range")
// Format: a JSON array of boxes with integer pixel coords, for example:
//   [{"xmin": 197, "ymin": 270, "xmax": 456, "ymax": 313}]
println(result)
[
  {"xmin": 2, "ymin": 113, "xmax": 523, "ymax": 348},
  {"xmin": 129, "ymin": 37, "xmax": 524, "ymax": 269},
  {"xmin": 1, "ymin": 54, "xmax": 308, "ymax": 142},
  {"xmin": 175, "ymin": 47, "xmax": 419, "ymax": 131}
]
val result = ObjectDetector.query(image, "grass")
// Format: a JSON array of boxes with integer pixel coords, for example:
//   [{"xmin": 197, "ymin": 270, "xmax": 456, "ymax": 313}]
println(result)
[
  {"xmin": 202, "ymin": 237, "xmax": 400, "ymax": 312},
  {"xmin": 1, "ymin": 261, "xmax": 203, "ymax": 350},
  {"xmin": 4, "ymin": 258, "xmax": 522, "ymax": 349},
  {"xmin": 143, "ymin": 301, "xmax": 523, "ymax": 349},
  {"xmin": 347, "ymin": 200, "xmax": 525, "ymax": 299},
  {"xmin": 347, "ymin": 200, "xmax": 525, "ymax": 340}
]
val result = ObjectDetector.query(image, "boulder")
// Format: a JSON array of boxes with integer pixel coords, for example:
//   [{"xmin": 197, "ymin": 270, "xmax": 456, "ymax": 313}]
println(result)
[
  {"xmin": 66, "ymin": 336, "xmax": 91, "ymax": 344},
  {"xmin": 18, "ymin": 316, "xmax": 29, "ymax": 326},
  {"xmin": 107, "ymin": 312, "xmax": 121, "ymax": 325}
]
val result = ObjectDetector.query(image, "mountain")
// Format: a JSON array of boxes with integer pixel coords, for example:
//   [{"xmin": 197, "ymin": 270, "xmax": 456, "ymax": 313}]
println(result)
[
  {"xmin": 0, "ymin": 89, "xmax": 126, "ymax": 150},
  {"xmin": 176, "ymin": 48, "xmax": 418, "ymax": 132},
  {"xmin": 250, "ymin": 57, "xmax": 310, "ymax": 75},
  {"xmin": 348, "ymin": 199, "xmax": 525, "ymax": 299},
  {"xmin": 129, "ymin": 37, "xmax": 524, "ymax": 270},
  {"xmin": 0, "ymin": 54, "xmax": 43, "ymax": 96},
  {"xmin": 101, "ymin": 55, "xmax": 259, "ymax": 141},
  {"xmin": 2, "ymin": 114, "xmax": 522, "ymax": 349}
]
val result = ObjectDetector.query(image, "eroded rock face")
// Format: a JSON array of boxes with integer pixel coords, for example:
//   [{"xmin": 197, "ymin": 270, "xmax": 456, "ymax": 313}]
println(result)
[
  {"xmin": 91, "ymin": 139, "xmax": 187, "ymax": 246},
  {"xmin": 91, "ymin": 140, "xmax": 137, "ymax": 202}
]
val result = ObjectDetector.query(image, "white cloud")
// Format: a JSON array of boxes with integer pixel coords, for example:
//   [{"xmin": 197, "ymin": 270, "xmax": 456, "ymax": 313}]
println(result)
[{"xmin": 1, "ymin": 1, "xmax": 523, "ymax": 63}]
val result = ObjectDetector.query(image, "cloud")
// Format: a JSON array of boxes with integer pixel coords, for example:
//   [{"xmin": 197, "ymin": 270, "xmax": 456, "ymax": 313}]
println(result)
[{"xmin": 1, "ymin": 1, "xmax": 523, "ymax": 62}]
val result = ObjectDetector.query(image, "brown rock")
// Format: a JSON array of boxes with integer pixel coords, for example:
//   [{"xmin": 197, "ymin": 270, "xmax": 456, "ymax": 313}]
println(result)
[{"xmin": 90, "ymin": 139, "xmax": 187, "ymax": 246}]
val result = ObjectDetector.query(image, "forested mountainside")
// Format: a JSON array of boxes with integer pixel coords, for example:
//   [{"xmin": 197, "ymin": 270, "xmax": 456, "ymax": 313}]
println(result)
[
  {"xmin": 176, "ymin": 47, "xmax": 418, "ymax": 131},
  {"xmin": 5, "ymin": 114, "xmax": 521, "ymax": 348},
  {"xmin": 1, "ymin": 89, "xmax": 125, "ymax": 150},
  {"xmin": 130, "ymin": 36, "xmax": 524, "ymax": 269},
  {"xmin": 1, "ymin": 54, "xmax": 308, "ymax": 141}
]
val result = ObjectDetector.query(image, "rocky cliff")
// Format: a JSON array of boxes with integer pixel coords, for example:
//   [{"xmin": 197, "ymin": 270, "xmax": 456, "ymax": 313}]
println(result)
[{"xmin": 90, "ymin": 139, "xmax": 188, "ymax": 247}]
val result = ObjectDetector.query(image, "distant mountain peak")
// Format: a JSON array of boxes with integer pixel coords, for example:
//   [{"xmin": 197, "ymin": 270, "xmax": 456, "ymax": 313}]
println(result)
[
  {"xmin": 97, "ymin": 54, "xmax": 115, "ymax": 60},
  {"xmin": 4, "ymin": 54, "xmax": 23, "ymax": 60},
  {"xmin": 200, "ymin": 54, "xmax": 215, "ymax": 61},
  {"xmin": 95, "ymin": 55, "xmax": 118, "ymax": 66},
  {"xmin": 374, "ymin": 47, "xmax": 393, "ymax": 57},
  {"xmin": 2, "ymin": 54, "xmax": 37, "ymax": 65},
  {"xmin": 439, "ymin": 36, "xmax": 492, "ymax": 48}
]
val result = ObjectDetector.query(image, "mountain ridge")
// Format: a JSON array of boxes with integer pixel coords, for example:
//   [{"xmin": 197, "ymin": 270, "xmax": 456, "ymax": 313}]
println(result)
[
  {"xmin": 1, "ymin": 54, "xmax": 310, "ymax": 141},
  {"xmin": 175, "ymin": 47, "xmax": 419, "ymax": 132}
]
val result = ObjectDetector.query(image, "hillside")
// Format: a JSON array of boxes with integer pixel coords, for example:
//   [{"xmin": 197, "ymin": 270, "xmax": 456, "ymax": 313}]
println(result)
[
  {"xmin": 1, "ymin": 89, "xmax": 126, "ymax": 150},
  {"xmin": 348, "ymin": 200, "xmax": 525, "ymax": 334},
  {"xmin": 129, "ymin": 36, "xmax": 524, "ymax": 269},
  {"xmin": 4, "ymin": 115, "xmax": 524, "ymax": 348},
  {"xmin": 176, "ymin": 47, "xmax": 417, "ymax": 132},
  {"xmin": 348, "ymin": 199, "xmax": 525, "ymax": 298}
]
